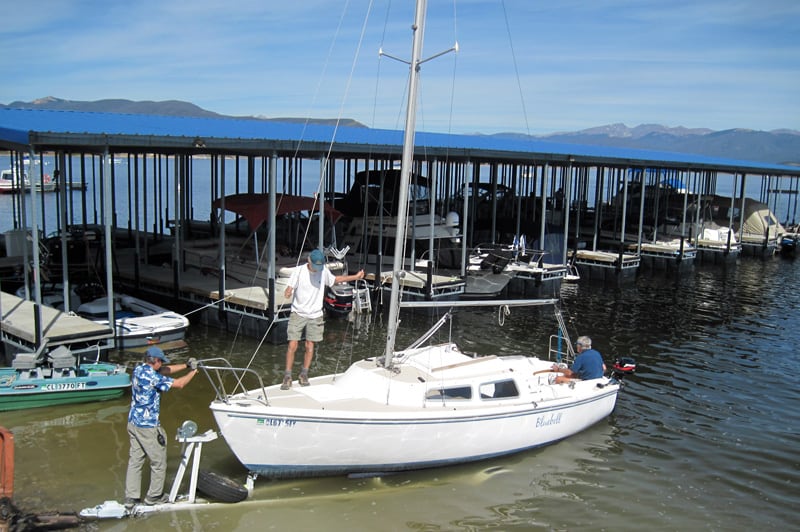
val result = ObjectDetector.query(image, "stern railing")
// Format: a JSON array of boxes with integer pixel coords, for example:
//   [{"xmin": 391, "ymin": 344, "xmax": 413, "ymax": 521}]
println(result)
[{"xmin": 197, "ymin": 357, "xmax": 270, "ymax": 407}]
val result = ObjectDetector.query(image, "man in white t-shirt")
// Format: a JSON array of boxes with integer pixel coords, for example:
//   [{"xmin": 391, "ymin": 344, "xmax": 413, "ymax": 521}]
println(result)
[{"xmin": 281, "ymin": 249, "xmax": 365, "ymax": 389}]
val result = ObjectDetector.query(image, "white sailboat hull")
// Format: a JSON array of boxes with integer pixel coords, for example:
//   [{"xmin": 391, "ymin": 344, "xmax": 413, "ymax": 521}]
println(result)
[{"xmin": 209, "ymin": 345, "xmax": 619, "ymax": 478}]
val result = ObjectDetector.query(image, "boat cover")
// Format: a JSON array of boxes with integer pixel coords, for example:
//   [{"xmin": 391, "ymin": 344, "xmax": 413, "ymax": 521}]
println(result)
[
  {"xmin": 212, "ymin": 193, "xmax": 342, "ymax": 231},
  {"xmin": 711, "ymin": 195, "xmax": 785, "ymax": 238}
]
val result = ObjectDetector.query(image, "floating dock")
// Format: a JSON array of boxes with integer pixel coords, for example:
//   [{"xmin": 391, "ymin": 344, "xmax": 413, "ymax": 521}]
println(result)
[
  {"xmin": 571, "ymin": 249, "xmax": 641, "ymax": 281},
  {"xmin": 0, "ymin": 291, "xmax": 113, "ymax": 358}
]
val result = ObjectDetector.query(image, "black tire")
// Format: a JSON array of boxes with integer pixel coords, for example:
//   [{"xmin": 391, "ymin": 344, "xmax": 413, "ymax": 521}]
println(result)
[{"xmin": 196, "ymin": 470, "xmax": 248, "ymax": 503}]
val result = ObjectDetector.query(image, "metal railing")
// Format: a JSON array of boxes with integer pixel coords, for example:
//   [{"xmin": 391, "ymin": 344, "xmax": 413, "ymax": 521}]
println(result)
[{"xmin": 197, "ymin": 357, "xmax": 270, "ymax": 407}]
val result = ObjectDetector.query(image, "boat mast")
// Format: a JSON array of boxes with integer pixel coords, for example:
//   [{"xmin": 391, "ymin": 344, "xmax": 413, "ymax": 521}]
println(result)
[{"xmin": 383, "ymin": 0, "xmax": 427, "ymax": 367}]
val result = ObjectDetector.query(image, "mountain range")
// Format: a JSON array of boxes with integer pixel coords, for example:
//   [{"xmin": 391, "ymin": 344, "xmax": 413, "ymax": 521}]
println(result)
[{"xmin": 3, "ymin": 97, "xmax": 798, "ymax": 165}]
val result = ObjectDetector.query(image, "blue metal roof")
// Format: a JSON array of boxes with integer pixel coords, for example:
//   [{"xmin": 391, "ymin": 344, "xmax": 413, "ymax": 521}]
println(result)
[{"xmin": 1, "ymin": 108, "xmax": 797, "ymax": 176}]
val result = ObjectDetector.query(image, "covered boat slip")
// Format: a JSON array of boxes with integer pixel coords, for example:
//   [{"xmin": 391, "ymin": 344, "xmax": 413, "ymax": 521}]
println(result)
[
  {"xmin": 0, "ymin": 291, "xmax": 113, "ymax": 357},
  {"xmin": 1, "ymin": 108, "xmax": 799, "ymax": 336}
]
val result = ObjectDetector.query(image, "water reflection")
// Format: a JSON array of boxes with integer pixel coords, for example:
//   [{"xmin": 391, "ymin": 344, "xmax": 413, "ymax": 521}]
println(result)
[{"xmin": 4, "ymin": 259, "xmax": 800, "ymax": 530}]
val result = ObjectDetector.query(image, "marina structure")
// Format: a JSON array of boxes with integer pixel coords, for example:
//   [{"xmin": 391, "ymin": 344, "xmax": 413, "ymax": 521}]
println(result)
[{"xmin": 0, "ymin": 107, "xmax": 799, "ymax": 346}]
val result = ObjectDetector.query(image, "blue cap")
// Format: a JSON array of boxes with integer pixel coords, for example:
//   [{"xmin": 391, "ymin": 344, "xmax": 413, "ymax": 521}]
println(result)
[
  {"xmin": 146, "ymin": 346, "xmax": 170, "ymax": 363},
  {"xmin": 309, "ymin": 249, "xmax": 325, "ymax": 267}
]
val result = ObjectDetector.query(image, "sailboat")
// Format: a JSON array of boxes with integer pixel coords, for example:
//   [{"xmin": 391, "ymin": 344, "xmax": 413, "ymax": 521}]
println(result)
[{"xmin": 203, "ymin": 0, "xmax": 622, "ymax": 480}]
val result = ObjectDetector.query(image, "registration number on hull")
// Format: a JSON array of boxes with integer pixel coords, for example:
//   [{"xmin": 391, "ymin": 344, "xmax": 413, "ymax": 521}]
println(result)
[{"xmin": 42, "ymin": 382, "xmax": 87, "ymax": 391}]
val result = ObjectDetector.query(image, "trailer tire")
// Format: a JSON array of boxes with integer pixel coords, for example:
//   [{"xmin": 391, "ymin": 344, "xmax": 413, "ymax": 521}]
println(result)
[{"xmin": 197, "ymin": 470, "xmax": 248, "ymax": 503}]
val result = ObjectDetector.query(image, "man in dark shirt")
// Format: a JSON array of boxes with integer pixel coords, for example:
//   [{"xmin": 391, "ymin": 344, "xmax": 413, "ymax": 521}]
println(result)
[{"xmin": 553, "ymin": 336, "xmax": 606, "ymax": 384}]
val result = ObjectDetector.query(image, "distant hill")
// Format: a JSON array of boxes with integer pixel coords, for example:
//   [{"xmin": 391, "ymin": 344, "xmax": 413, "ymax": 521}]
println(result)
[
  {"xmin": 0, "ymin": 96, "xmax": 366, "ymax": 128},
  {"xmin": 494, "ymin": 123, "xmax": 800, "ymax": 166},
  {"xmin": 3, "ymin": 96, "xmax": 226, "ymax": 118},
  {"xmin": 3, "ymin": 98, "xmax": 798, "ymax": 165}
]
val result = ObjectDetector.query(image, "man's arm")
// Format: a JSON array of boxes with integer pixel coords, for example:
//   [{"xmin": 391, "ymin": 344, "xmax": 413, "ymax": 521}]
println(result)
[
  {"xmin": 551, "ymin": 365, "xmax": 576, "ymax": 378},
  {"xmin": 158, "ymin": 363, "xmax": 187, "ymax": 375},
  {"xmin": 170, "ymin": 368, "xmax": 198, "ymax": 390},
  {"xmin": 334, "ymin": 269, "xmax": 365, "ymax": 283},
  {"xmin": 284, "ymin": 268, "xmax": 302, "ymax": 299},
  {"xmin": 159, "ymin": 363, "xmax": 198, "ymax": 389}
]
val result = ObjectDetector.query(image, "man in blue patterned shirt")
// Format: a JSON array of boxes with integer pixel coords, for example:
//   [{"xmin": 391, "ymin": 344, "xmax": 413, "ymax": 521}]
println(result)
[{"xmin": 124, "ymin": 346, "xmax": 198, "ymax": 507}]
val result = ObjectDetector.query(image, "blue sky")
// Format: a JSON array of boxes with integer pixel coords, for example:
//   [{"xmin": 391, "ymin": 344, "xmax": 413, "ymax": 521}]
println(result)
[{"xmin": 2, "ymin": 0, "xmax": 798, "ymax": 135}]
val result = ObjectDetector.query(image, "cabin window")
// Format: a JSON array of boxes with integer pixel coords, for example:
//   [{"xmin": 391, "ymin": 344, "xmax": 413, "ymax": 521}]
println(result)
[
  {"xmin": 425, "ymin": 385, "xmax": 472, "ymax": 401},
  {"xmin": 479, "ymin": 379, "xmax": 519, "ymax": 400}
]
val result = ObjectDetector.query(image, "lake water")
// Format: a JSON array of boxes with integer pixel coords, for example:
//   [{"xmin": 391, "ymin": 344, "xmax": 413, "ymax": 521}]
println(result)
[{"xmin": 3, "ymin": 255, "xmax": 798, "ymax": 531}]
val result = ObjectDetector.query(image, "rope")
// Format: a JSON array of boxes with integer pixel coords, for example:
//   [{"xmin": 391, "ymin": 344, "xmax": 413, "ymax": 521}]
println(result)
[
  {"xmin": 500, "ymin": 0, "xmax": 532, "ymax": 137},
  {"xmin": 182, "ymin": 293, "xmax": 236, "ymax": 317},
  {"xmin": 497, "ymin": 304, "xmax": 510, "ymax": 326}
]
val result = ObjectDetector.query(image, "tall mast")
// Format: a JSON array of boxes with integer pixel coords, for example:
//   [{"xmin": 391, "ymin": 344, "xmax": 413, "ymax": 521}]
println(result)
[{"xmin": 383, "ymin": 0, "xmax": 427, "ymax": 366}]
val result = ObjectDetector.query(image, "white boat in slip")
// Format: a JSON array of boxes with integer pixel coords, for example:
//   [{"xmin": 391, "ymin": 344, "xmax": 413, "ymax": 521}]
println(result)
[
  {"xmin": 201, "ymin": 0, "xmax": 623, "ymax": 480},
  {"xmin": 15, "ymin": 283, "xmax": 190, "ymax": 349},
  {"xmin": 76, "ymin": 293, "xmax": 189, "ymax": 349}
]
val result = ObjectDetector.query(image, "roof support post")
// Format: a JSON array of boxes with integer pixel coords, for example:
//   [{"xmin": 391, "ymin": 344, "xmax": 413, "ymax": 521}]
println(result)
[
  {"xmin": 459, "ymin": 160, "xmax": 471, "ymax": 277},
  {"xmin": 28, "ymin": 147, "xmax": 43, "ymax": 349},
  {"xmin": 318, "ymin": 156, "xmax": 326, "ymax": 252},
  {"xmin": 102, "ymin": 145, "xmax": 116, "ymax": 349},
  {"xmin": 268, "ymin": 153, "xmax": 277, "ymax": 321}
]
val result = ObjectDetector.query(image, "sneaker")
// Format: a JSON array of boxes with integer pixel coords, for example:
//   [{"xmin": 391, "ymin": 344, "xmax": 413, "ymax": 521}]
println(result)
[
  {"xmin": 280, "ymin": 375, "xmax": 292, "ymax": 390},
  {"xmin": 143, "ymin": 493, "xmax": 170, "ymax": 505},
  {"xmin": 299, "ymin": 372, "xmax": 310, "ymax": 387},
  {"xmin": 123, "ymin": 497, "xmax": 140, "ymax": 509}
]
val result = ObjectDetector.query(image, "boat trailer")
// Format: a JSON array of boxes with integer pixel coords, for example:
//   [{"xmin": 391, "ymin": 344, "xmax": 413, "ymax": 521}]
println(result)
[{"xmin": 80, "ymin": 421, "xmax": 249, "ymax": 519}]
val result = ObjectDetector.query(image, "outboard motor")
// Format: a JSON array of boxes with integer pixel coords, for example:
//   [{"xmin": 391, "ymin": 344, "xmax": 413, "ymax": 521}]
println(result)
[
  {"xmin": 324, "ymin": 283, "xmax": 354, "ymax": 317},
  {"xmin": 611, "ymin": 356, "xmax": 637, "ymax": 378}
]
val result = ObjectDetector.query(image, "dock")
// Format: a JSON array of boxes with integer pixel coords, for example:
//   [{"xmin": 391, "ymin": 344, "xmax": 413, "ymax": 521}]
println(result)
[
  {"xmin": 0, "ymin": 291, "xmax": 113, "ymax": 359},
  {"xmin": 376, "ymin": 270, "xmax": 465, "ymax": 302},
  {"xmin": 571, "ymin": 249, "xmax": 641, "ymax": 281},
  {"xmin": 0, "ymin": 108, "xmax": 798, "ymax": 344}
]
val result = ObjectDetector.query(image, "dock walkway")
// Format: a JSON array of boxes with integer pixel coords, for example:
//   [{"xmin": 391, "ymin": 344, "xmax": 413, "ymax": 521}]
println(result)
[
  {"xmin": 0, "ymin": 291, "xmax": 113, "ymax": 357},
  {"xmin": 112, "ymin": 249, "xmax": 295, "ymax": 333}
]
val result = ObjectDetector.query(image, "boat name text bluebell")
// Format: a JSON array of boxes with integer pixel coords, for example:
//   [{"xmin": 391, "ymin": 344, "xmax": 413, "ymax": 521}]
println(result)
[{"xmin": 536, "ymin": 413, "xmax": 563, "ymax": 427}]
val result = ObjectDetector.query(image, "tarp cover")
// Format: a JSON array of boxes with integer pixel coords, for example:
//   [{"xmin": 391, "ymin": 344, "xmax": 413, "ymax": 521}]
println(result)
[
  {"xmin": 212, "ymin": 193, "xmax": 342, "ymax": 231},
  {"xmin": 711, "ymin": 195, "xmax": 785, "ymax": 238},
  {"xmin": 739, "ymin": 198, "xmax": 784, "ymax": 237}
]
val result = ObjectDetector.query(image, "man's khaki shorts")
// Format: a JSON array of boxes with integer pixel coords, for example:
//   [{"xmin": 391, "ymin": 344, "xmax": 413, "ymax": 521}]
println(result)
[{"xmin": 287, "ymin": 313, "xmax": 324, "ymax": 342}]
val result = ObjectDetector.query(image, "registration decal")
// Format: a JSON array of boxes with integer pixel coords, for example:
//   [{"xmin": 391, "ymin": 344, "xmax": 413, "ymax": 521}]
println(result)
[{"xmin": 42, "ymin": 382, "xmax": 87, "ymax": 391}]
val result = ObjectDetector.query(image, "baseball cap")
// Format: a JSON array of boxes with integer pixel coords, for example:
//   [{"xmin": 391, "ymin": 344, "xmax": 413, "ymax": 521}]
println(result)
[
  {"xmin": 146, "ymin": 346, "xmax": 170, "ymax": 363},
  {"xmin": 309, "ymin": 249, "xmax": 326, "ymax": 267}
]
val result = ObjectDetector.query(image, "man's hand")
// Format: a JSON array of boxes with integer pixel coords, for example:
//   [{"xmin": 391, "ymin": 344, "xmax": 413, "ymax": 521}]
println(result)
[{"xmin": 187, "ymin": 357, "xmax": 198, "ymax": 370}]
